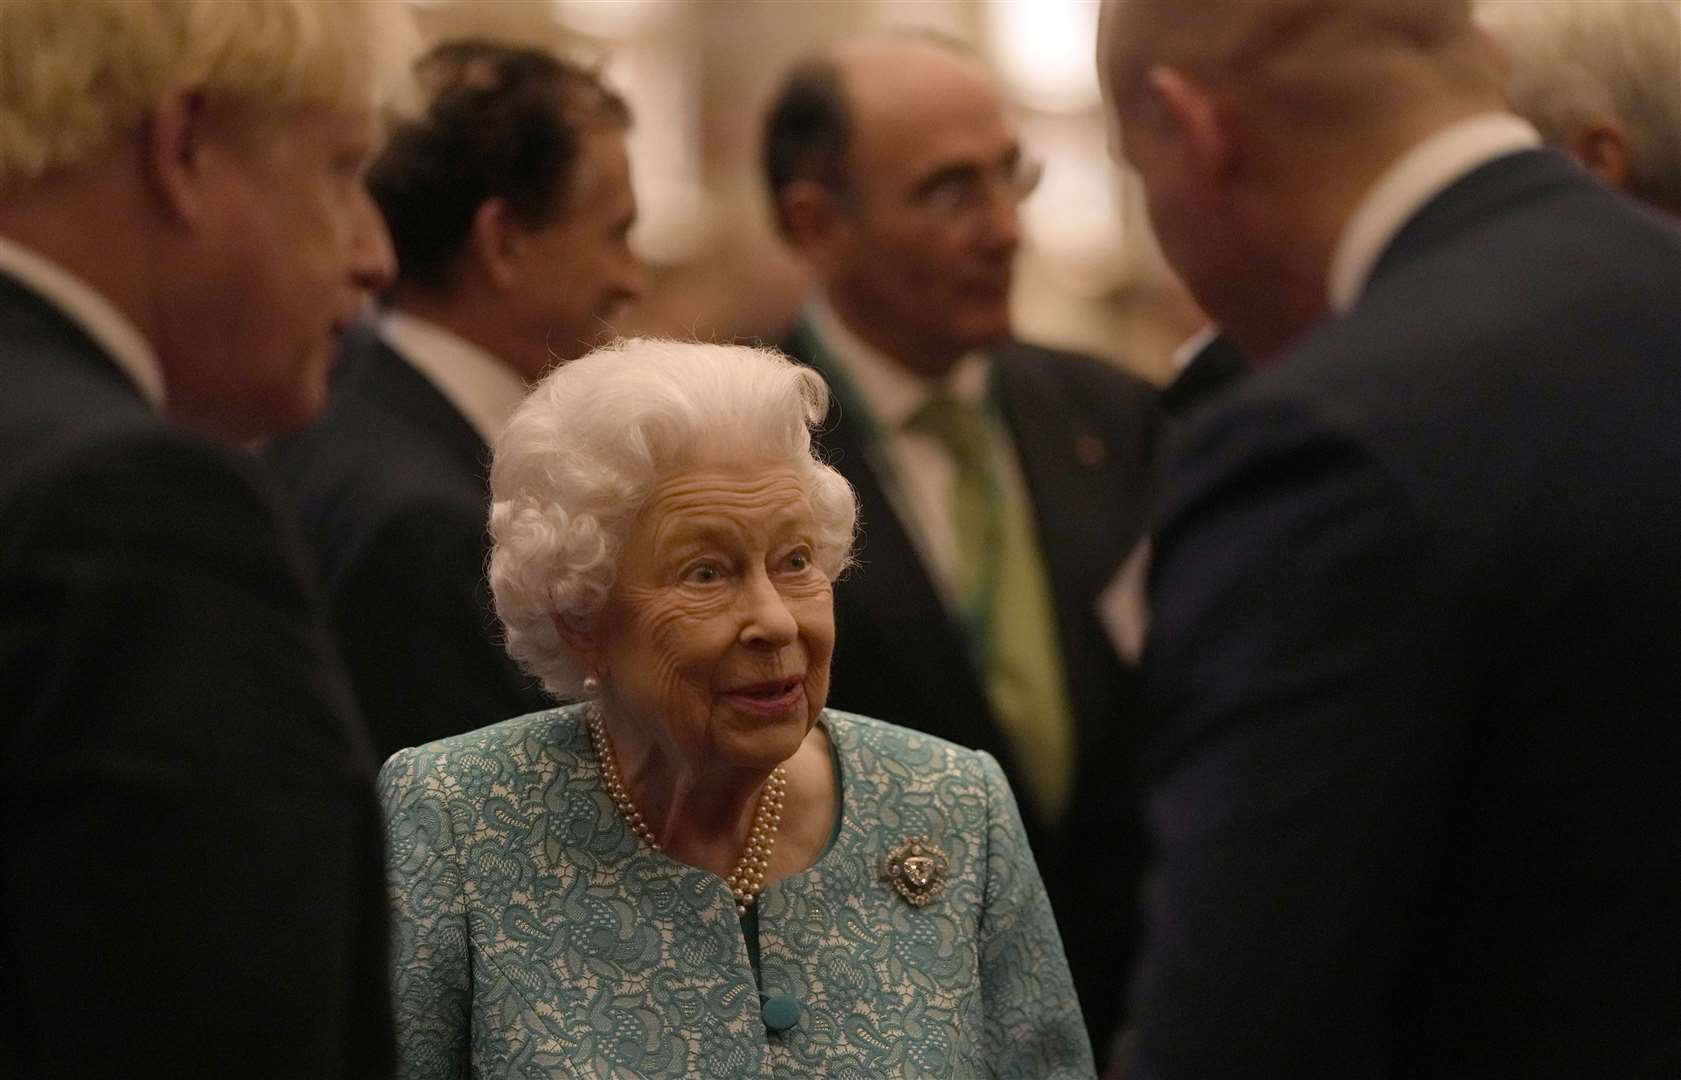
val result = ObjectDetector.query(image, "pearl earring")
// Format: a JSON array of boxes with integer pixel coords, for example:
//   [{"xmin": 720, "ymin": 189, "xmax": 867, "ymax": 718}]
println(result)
[{"xmin": 582, "ymin": 674, "xmax": 601, "ymax": 695}]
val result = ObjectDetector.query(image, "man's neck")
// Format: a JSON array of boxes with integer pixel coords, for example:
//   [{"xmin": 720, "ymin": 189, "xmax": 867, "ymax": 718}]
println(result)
[
  {"xmin": 821, "ymin": 292, "xmax": 966, "ymax": 379},
  {"xmin": 0, "ymin": 172, "xmax": 157, "ymax": 348},
  {"xmin": 1225, "ymin": 95, "xmax": 1512, "ymax": 361}
]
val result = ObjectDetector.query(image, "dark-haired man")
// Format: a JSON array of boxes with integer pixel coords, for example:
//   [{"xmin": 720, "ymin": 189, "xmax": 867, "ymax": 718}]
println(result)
[
  {"xmin": 762, "ymin": 34, "xmax": 1161, "ymax": 1063},
  {"xmin": 269, "ymin": 41, "xmax": 643, "ymax": 759}
]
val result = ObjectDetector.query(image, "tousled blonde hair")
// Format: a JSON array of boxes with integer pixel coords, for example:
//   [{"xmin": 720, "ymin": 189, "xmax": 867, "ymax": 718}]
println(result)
[{"xmin": 0, "ymin": 0, "xmax": 415, "ymax": 194}]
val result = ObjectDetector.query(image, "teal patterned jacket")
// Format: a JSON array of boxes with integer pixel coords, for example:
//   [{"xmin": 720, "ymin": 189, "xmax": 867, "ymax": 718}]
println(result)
[{"xmin": 379, "ymin": 704, "xmax": 1096, "ymax": 1079}]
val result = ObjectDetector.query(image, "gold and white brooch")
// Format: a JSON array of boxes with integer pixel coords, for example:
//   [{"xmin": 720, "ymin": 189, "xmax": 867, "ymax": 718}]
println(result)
[{"xmin": 880, "ymin": 835, "xmax": 950, "ymax": 907}]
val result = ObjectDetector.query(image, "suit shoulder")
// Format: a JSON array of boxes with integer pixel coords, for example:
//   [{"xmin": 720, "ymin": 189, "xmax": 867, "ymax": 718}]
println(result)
[
  {"xmin": 997, "ymin": 340, "xmax": 1156, "ymax": 394},
  {"xmin": 0, "ymin": 353, "xmax": 169, "ymax": 491},
  {"xmin": 267, "ymin": 365, "xmax": 488, "ymax": 565},
  {"xmin": 993, "ymin": 340, "xmax": 1162, "ymax": 439},
  {"xmin": 6, "ymin": 423, "xmax": 283, "ymax": 539}
]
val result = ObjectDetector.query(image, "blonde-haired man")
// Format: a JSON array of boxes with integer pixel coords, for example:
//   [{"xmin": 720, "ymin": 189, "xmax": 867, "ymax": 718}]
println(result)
[
  {"xmin": 0, "ymin": 2, "xmax": 412, "ymax": 1075},
  {"xmin": 1099, "ymin": 0, "xmax": 1681, "ymax": 1076}
]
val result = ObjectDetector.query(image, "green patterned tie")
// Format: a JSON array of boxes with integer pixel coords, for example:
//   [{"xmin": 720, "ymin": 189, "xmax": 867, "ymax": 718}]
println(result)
[{"xmin": 909, "ymin": 396, "xmax": 1074, "ymax": 824}]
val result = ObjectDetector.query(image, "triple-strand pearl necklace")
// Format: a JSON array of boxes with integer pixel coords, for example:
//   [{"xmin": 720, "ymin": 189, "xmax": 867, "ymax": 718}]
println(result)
[{"xmin": 586, "ymin": 708, "xmax": 787, "ymax": 916}]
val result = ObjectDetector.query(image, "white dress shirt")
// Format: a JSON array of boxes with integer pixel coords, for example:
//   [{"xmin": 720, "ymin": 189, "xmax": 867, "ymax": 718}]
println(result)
[
  {"xmin": 804, "ymin": 295, "xmax": 1036, "ymax": 614},
  {"xmin": 1170, "ymin": 323, "xmax": 1223, "ymax": 376},
  {"xmin": 0, "ymin": 233, "xmax": 164, "ymax": 409},
  {"xmin": 379, "ymin": 310, "xmax": 528, "ymax": 446}
]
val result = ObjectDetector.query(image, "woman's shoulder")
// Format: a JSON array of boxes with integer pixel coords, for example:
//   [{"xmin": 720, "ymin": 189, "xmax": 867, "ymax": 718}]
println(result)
[
  {"xmin": 379, "ymin": 702, "xmax": 586, "ymax": 788},
  {"xmin": 820, "ymin": 708, "xmax": 999, "ymax": 790}
]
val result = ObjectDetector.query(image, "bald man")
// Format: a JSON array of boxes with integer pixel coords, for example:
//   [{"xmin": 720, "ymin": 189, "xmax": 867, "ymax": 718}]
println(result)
[
  {"xmin": 1098, "ymin": 1, "xmax": 1681, "ymax": 1076},
  {"xmin": 764, "ymin": 35, "xmax": 1161, "ymax": 1063}
]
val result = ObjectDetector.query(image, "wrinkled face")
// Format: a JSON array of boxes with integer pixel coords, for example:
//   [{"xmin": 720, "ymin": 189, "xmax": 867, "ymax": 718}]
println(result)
[
  {"xmin": 828, "ymin": 55, "xmax": 1029, "ymax": 372},
  {"xmin": 509, "ymin": 126, "xmax": 643, "ymax": 373},
  {"xmin": 586, "ymin": 463, "xmax": 836, "ymax": 776},
  {"xmin": 176, "ymin": 105, "xmax": 394, "ymax": 440}
]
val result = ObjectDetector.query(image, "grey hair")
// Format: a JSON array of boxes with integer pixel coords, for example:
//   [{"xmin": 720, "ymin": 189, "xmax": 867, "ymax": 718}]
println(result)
[
  {"xmin": 487, "ymin": 338, "xmax": 858, "ymax": 698},
  {"xmin": 1478, "ymin": 0, "xmax": 1681, "ymax": 214}
]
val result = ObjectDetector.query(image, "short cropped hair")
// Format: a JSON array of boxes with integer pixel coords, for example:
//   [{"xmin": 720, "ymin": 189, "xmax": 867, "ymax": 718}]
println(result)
[
  {"xmin": 367, "ymin": 40, "xmax": 630, "ymax": 294},
  {"xmin": 488, "ymin": 339, "xmax": 858, "ymax": 698},
  {"xmin": 0, "ymin": 0, "xmax": 412, "ymax": 195},
  {"xmin": 762, "ymin": 57, "xmax": 851, "ymax": 238},
  {"xmin": 1104, "ymin": 0, "xmax": 1498, "ymax": 138},
  {"xmin": 1478, "ymin": 0, "xmax": 1681, "ymax": 215},
  {"xmin": 761, "ymin": 31, "xmax": 977, "ymax": 238}
]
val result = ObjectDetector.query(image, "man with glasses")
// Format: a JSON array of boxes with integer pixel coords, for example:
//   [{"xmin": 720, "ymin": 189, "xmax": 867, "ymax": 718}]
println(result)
[{"xmin": 762, "ymin": 33, "xmax": 1161, "ymax": 1066}]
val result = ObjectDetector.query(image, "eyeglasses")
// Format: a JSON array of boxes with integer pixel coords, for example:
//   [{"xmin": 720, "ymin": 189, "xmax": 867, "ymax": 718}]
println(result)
[{"xmin": 913, "ymin": 154, "xmax": 1044, "ymax": 224}]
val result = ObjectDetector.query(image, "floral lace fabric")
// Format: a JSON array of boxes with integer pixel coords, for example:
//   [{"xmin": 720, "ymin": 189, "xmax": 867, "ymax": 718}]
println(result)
[{"xmin": 380, "ymin": 704, "xmax": 1095, "ymax": 1078}]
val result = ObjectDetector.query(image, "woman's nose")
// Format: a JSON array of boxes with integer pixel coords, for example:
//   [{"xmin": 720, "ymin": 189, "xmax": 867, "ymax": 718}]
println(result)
[{"xmin": 739, "ymin": 570, "xmax": 797, "ymax": 646}]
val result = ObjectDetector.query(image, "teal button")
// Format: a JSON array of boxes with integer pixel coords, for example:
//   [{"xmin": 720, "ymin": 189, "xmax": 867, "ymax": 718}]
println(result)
[{"xmin": 761, "ymin": 993, "xmax": 801, "ymax": 1032}]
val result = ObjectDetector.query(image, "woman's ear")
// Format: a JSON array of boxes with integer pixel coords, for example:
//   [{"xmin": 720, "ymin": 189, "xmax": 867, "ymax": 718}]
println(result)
[{"xmin": 554, "ymin": 611, "xmax": 599, "ymax": 670}]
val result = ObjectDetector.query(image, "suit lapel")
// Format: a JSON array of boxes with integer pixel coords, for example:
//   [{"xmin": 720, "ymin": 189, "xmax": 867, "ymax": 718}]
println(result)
[
  {"xmin": 990, "ymin": 347, "xmax": 1119, "ymax": 619},
  {"xmin": 989, "ymin": 347, "xmax": 1139, "ymax": 778}
]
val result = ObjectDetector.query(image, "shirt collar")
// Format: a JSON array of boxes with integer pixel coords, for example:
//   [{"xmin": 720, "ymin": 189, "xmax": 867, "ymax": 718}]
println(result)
[
  {"xmin": 0, "ymin": 233, "xmax": 165, "ymax": 409},
  {"xmin": 804, "ymin": 293, "xmax": 990, "ymax": 431},
  {"xmin": 1171, "ymin": 323, "xmax": 1222, "ymax": 375},
  {"xmin": 1327, "ymin": 113, "xmax": 1541, "ymax": 312},
  {"xmin": 379, "ymin": 309, "xmax": 528, "ymax": 445}
]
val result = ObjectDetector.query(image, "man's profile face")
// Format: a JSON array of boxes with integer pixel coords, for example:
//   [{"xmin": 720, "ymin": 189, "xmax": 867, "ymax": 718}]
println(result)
[
  {"xmin": 1097, "ymin": 10, "xmax": 1226, "ymax": 344},
  {"xmin": 179, "ymin": 103, "xmax": 395, "ymax": 439},
  {"xmin": 826, "ymin": 47, "xmax": 1029, "ymax": 373},
  {"xmin": 507, "ymin": 125, "xmax": 643, "ymax": 374}
]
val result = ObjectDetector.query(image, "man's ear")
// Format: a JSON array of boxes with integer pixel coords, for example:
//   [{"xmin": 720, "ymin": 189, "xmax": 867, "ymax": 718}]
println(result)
[
  {"xmin": 143, "ymin": 87, "xmax": 216, "ymax": 227},
  {"xmin": 1570, "ymin": 119, "xmax": 1633, "ymax": 194},
  {"xmin": 468, "ymin": 198, "xmax": 528, "ymax": 291},
  {"xmin": 777, "ymin": 179, "xmax": 852, "ymax": 273},
  {"xmin": 1145, "ymin": 64, "xmax": 1235, "ymax": 202}
]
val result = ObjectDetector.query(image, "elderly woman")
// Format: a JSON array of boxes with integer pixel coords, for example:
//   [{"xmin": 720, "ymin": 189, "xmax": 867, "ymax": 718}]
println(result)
[{"xmin": 379, "ymin": 339, "xmax": 1094, "ymax": 1078}]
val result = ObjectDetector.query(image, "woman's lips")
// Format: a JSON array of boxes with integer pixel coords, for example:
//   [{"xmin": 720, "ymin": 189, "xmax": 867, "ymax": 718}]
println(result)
[{"xmin": 722, "ymin": 678, "xmax": 805, "ymax": 715}]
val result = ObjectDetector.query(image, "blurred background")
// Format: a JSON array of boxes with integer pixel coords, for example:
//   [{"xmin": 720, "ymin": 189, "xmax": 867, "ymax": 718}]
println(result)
[{"xmin": 408, "ymin": 0, "xmax": 1201, "ymax": 383}]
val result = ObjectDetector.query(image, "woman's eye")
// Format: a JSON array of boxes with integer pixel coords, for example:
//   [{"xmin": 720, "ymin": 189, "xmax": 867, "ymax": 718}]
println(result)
[
  {"xmin": 784, "ymin": 549, "xmax": 812, "ymax": 572},
  {"xmin": 684, "ymin": 563, "xmax": 722, "ymax": 584}
]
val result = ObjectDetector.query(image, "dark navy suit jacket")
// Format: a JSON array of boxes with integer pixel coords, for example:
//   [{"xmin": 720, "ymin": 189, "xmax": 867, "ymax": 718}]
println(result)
[
  {"xmin": 266, "ymin": 325, "xmax": 551, "ymax": 761},
  {"xmin": 0, "ymin": 273, "xmax": 393, "ymax": 1078},
  {"xmin": 1134, "ymin": 149, "xmax": 1681, "ymax": 1078}
]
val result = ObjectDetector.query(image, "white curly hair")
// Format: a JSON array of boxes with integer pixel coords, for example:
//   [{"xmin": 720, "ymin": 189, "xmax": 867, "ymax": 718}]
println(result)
[{"xmin": 487, "ymin": 338, "xmax": 858, "ymax": 698}]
